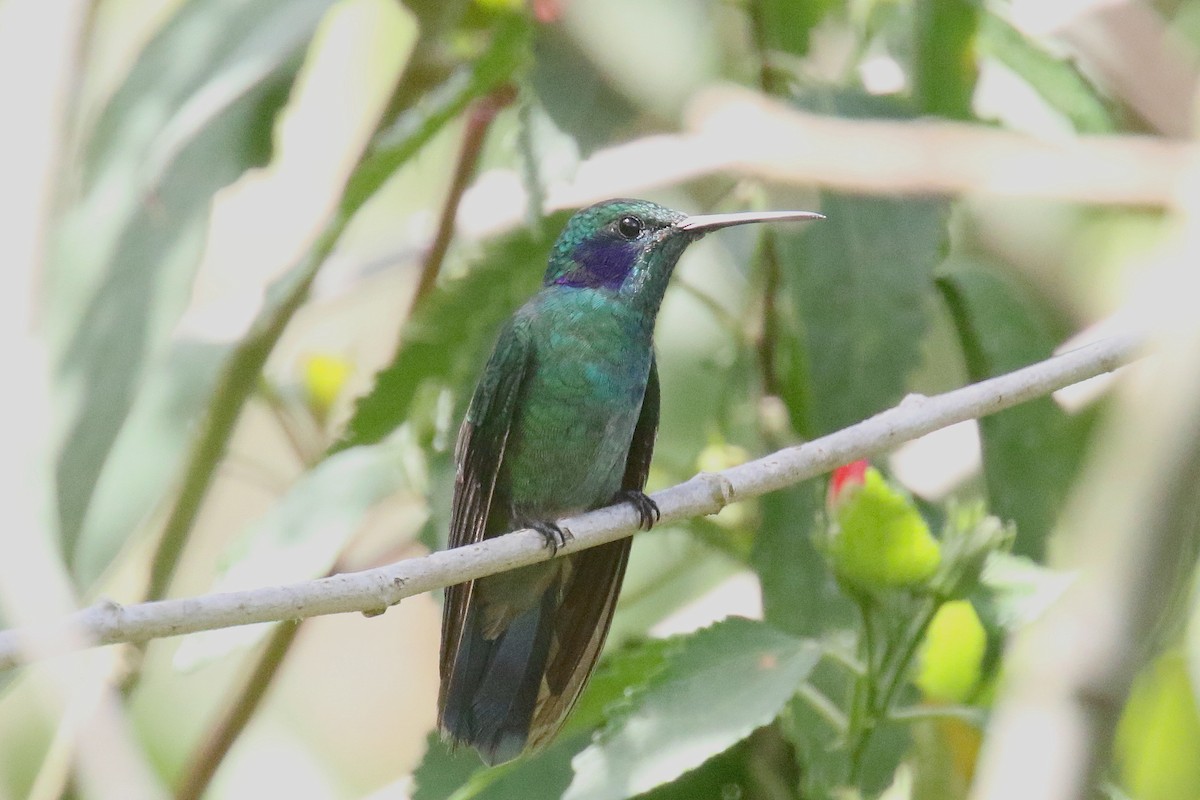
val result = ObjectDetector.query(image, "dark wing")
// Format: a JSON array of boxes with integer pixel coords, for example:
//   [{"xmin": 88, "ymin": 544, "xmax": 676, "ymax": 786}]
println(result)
[
  {"xmin": 527, "ymin": 357, "xmax": 660, "ymax": 750},
  {"xmin": 620, "ymin": 354, "xmax": 660, "ymax": 493},
  {"xmin": 438, "ymin": 318, "xmax": 533, "ymax": 682}
]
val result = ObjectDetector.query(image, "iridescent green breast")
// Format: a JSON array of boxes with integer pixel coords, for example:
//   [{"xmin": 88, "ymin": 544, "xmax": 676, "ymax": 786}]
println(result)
[{"xmin": 499, "ymin": 289, "xmax": 653, "ymax": 519}]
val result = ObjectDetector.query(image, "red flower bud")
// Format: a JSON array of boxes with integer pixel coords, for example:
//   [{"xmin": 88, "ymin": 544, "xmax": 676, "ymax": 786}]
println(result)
[{"xmin": 827, "ymin": 459, "xmax": 869, "ymax": 509}]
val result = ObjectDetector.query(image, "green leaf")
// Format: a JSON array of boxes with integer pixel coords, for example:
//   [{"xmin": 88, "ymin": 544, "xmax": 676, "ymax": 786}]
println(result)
[
  {"xmin": 753, "ymin": 484, "xmax": 853, "ymax": 638},
  {"xmin": 71, "ymin": 341, "xmax": 226, "ymax": 583},
  {"xmin": 412, "ymin": 733, "xmax": 489, "ymax": 800},
  {"xmin": 978, "ymin": 14, "xmax": 1120, "ymax": 134},
  {"xmin": 608, "ymin": 530, "xmax": 743, "ymax": 646},
  {"xmin": 170, "ymin": 441, "xmax": 411, "ymax": 670},
  {"xmin": 937, "ymin": 259, "xmax": 1097, "ymax": 556},
  {"xmin": 529, "ymin": 27, "xmax": 635, "ymax": 156},
  {"xmin": 776, "ymin": 189, "xmax": 947, "ymax": 438},
  {"xmin": 564, "ymin": 617, "xmax": 820, "ymax": 800},
  {"xmin": 50, "ymin": 0, "xmax": 338, "ymax": 560},
  {"xmin": 1116, "ymin": 650, "xmax": 1200, "ymax": 800},
  {"xmin": 63, "ymin": 0, "xmax": 419, "ymax": 585},
  {"xmin": 977, "ymin": 552, "xmax": 1072, "ymax": 631},
  {"xmin": 914, "ymin": 0, "xmax": 981, "ymax": 120},
  {"xmin": 565, "ymin": 637, "xmax": 675, "ymax": 735},
  {"xmin": 753, "ymin": 0, "xmax": 839, "ymax": 60},
  {"xmin": 333, "ymin": 212, "xmax": 569, "ymax": 453},
  {"xmin": 774, "ymin": 93, "xmax": 947, "ymax": 439},
  {"xmin": 341, "ymin": 12, "xmax": 530, "ymax": 211},
  {"xmin": 454, "ymin": 733, "xmax": 590, "ymax": 800}
]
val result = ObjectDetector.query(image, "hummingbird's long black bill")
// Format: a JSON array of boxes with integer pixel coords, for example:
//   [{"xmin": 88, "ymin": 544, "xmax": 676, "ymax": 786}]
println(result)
[{"xmin": 675, "ymin": 209, "xmax": 824, "ymax": 234}]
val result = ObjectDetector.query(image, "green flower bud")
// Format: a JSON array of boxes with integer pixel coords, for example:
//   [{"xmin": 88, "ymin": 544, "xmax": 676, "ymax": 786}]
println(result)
[
  {"xmin": 827, "ymin": 462, "xmax": 942, "ymax": 592},
  {"xmin": 916, "ymin": 600, "xmax": 987, "ymax": 703}
]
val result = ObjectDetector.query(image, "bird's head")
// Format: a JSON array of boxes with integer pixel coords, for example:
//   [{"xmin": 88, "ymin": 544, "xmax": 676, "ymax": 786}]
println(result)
[{"xmin": 543, "ymin": 198, "xmax": 822, "ymax": 314}]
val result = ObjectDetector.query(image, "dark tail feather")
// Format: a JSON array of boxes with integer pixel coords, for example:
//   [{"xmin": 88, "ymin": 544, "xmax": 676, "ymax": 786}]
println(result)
[{"xmin": 439, "ymin": 591, "xmax": 557, "ymax": 765}]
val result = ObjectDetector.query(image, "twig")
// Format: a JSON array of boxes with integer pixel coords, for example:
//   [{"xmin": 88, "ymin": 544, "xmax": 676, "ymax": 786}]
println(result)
[
  {"xmin": 686, "ymin": 86, "xmax": 1194, "ymax": 206},
  {"xmin": 143, "ymin": 218, "xmax": 345, "ymax": 604},
  {"xmin": 401, "ymin": 84, "xmax": 516, "ymax": 350},
  {"xmin": 174, "ymin": 622, "xmax": 300, "ymax": 800},
  {"xmin": 795, "ymin": 682, "xmax": 849, "ymax": 735},
  {"xmin": 512, "ymin": 89, "xmax": 1195, "ymax": 223},
  {"xmin": 846, "ymin": 597, "xmax": 880, "ymax": 780},
  {"xmin": 754, "ymin": 229, "xmax": 786, "ymax": 399},
  {"xmin": 889, "ymin": 704, "xmax": 986, "ymax": 726},
  {"xmin": 256, "ymin": 378, "xmax": 322, "ymax": 467},
  {"xmin": 0, "ymin": 334, "xmax": 1140, "ymax": 670}
]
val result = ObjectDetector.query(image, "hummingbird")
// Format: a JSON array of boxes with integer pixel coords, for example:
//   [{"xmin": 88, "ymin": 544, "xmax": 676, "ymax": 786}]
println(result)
[{"xmin": 437, "ymin": 198, "xmax": 823, "ymax": 765}]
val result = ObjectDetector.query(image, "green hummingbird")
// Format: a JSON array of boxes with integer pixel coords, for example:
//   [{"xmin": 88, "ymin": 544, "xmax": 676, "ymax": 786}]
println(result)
[{"xmin": 438, "ymin": 198, "xmax": 823, "ymax": 765}]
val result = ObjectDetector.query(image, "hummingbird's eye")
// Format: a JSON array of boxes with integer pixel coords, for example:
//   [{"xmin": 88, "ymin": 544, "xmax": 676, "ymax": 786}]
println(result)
[{"xmin": 617, "ymin": 215, "xmax": 644, "ymax": 240}]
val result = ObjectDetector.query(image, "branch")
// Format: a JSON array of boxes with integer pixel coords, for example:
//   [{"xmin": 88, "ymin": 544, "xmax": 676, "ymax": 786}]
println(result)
[
  {"xmin": 687, "ymin": 86, "xmax": 1191, "ymax": 206},
  {"xmin": 405, "ymin": 84, "xmax": 515, "ymax": 331},
  {"xmin": 490, "ymin": 88, "xmax": 1192, "ymax": 229},
  {"xmin": 0, "ymin": 335, "xmax": 1140, "ymax": 670}
]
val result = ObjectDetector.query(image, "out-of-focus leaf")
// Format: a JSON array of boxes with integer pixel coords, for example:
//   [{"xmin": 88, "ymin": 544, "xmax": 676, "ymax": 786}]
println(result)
[
  {"xmin": 916, "ymin": 600, "xmax": 987, "ymax": 703},
  {"xmin": 754, "ymin": 485, "xmax": 853, "ymax": 639},
  {"xmin": 774, "ymin": 93, "xmax": 947, "ymax": 439},
  {"xmin": 554, "ymin": 0, "xmax": 717, "ymax": 117},
  {"xmin": 1116, "ymin": 650, "xmax": 1200, "ymax": 800},
  {"xmin": 71, "ymin": 341, "xmax": 226, "ymax": 582},
  {"xmin": 608, "ymin": 529, "xmax": 743, "ymax": 646},
  {"xmin": 412, "ymin": 733, "xmax": 487, "ymax": 800},
  {"xmin": 50, "ymin": 0, "xmax": 338, "ymax": 561},
  {"xmin": 65, "ymin": 0, "xmax": 419, "ymax": 584},
  {"xmin": 978, "ymin": 14, "xmax": 1119, "ymax": 134},
  {"xmin": 341, "ymin": 13, "xmax": 530, "ymax": 211},
  {"xmin": 937, "ymin": 260, "xmax": 1097, "ymax": 556},
  {"xmin": 910, "ymin": 717, "xmax": 977, "ymax": 800},
  {"xmin": 530, "ymin": 27, "xmax": 635, "ymax": 157},
  {"xmin": 775, "ymin": 189, "xmax": 946, "ymax": 437},
  {"xmin": 1189, "ymin": 589, "xmax": 1200, "ymax": 722},
  {"xmin": 977, "ymin": 552, "xmax": 1073, "ymax": 631},
  {"xmin": 754, "ymin": 0, "xmax": 839, "ymax": 60},
  {"xmin": 0, "ymin": 682, "xmax": 56, "ymax": 800},
  {"xmin": 458, "ymin": 733, "xmax": 590, "ymax": 800},
  {"xmin": 564, "ymin": 617, "xmax": 820, "ymax": 800},
  {"xmin": 171, "ymin": 441, "xmax": 410, "ymax": 670},
  {"xmin": 914, "ymin": 0, "xmax": 980, "ymax": 120},
  {"xmin": 334, "ymin": 211, "xmax": 569, "ymax": 453}
]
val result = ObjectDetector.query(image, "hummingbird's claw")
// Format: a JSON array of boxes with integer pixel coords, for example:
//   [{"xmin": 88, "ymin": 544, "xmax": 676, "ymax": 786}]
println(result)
[
  {"xmin": 529, "ymin": 520, "xmax": 571, "ymax": 555},
  {"xmin": 615, "ymin": 490, "xmax": 660, "ymax": 531}
]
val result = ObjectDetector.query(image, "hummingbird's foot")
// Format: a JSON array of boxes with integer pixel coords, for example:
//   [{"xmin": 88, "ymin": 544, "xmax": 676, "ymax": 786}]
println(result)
[
  {"xmin": 615, "ymin": 490, "xmax": 660, "ymax": 531},
  {"xmin": 527, "ymin": 520, "xmax": 571, "ymax": 555}
]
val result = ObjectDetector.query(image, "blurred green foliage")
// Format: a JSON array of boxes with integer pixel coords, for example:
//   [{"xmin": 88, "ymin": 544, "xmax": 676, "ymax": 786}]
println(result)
[
  {"xmin": 7, "ymin": 0, "xmax": 1200, "ymax": 798},
  {"xmin": 938, "ymin": 261, "xmax": 1099, "ymax": 557}
]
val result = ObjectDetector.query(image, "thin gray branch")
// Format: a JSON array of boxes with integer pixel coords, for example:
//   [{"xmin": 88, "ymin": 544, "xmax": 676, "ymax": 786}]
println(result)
[{"xmin": 0, "ymin": 335, "xmax": 1140, "ymax": 671}]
